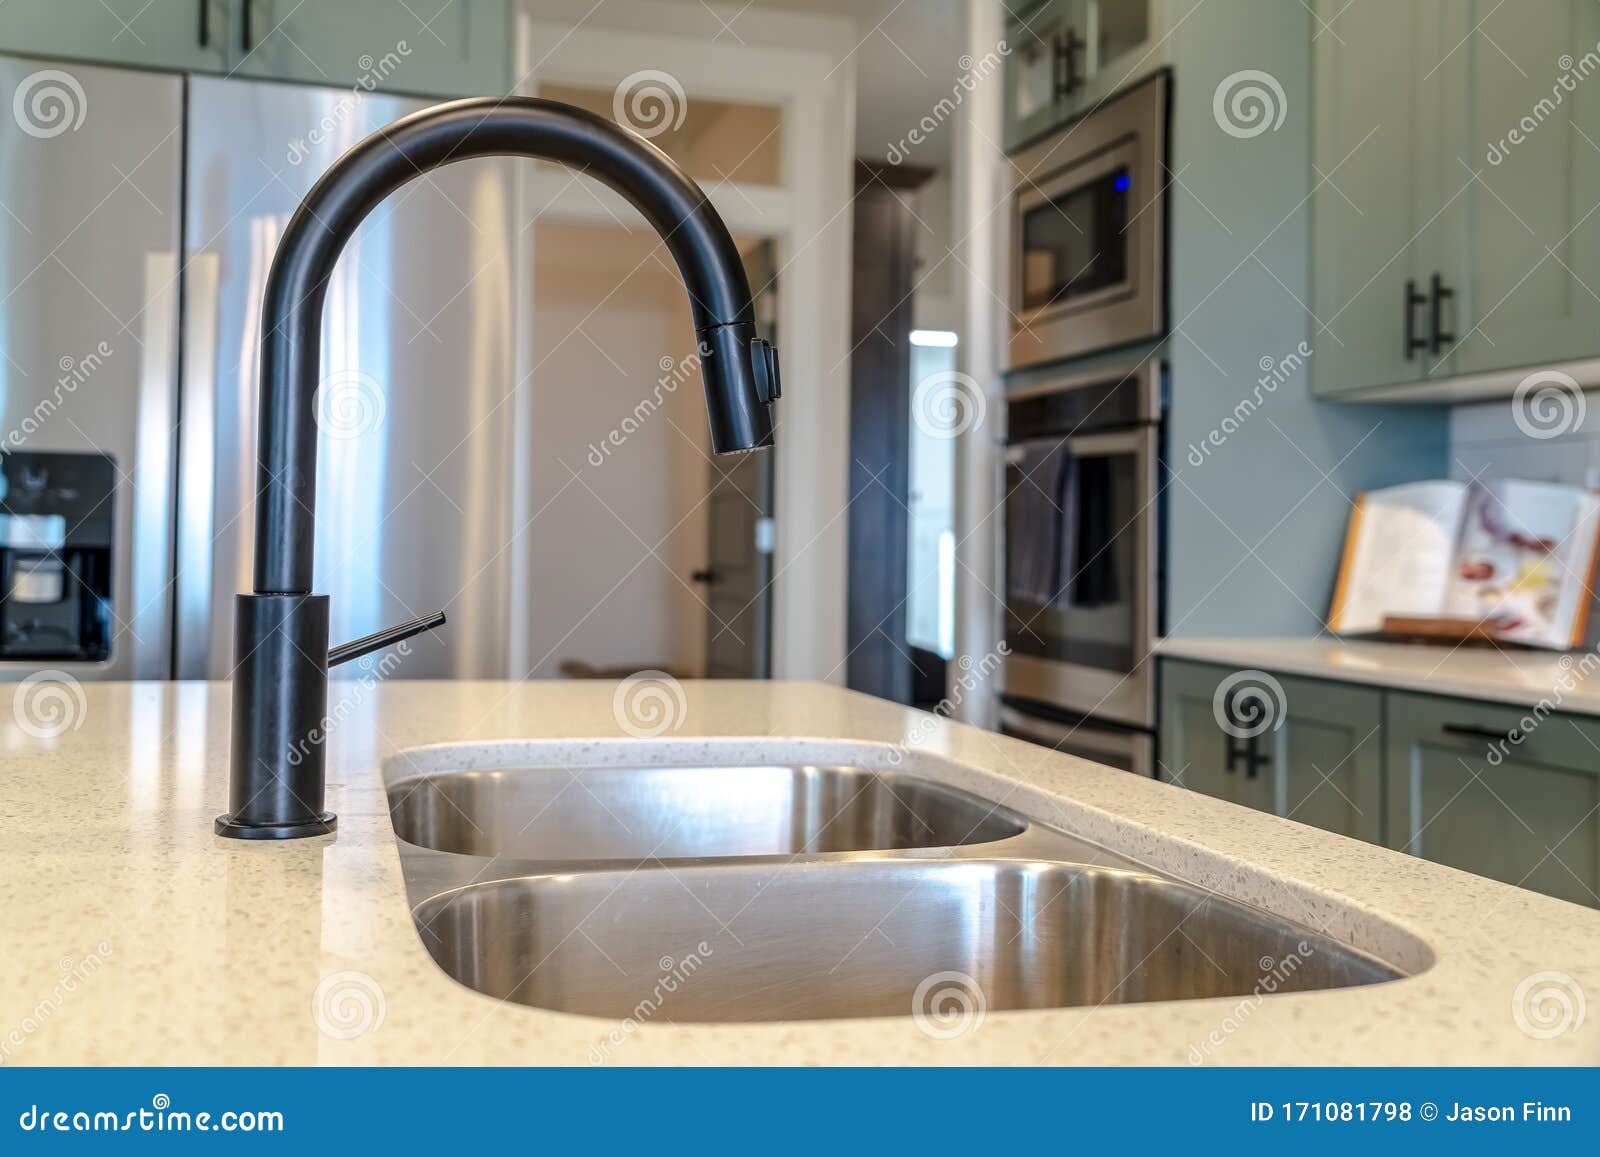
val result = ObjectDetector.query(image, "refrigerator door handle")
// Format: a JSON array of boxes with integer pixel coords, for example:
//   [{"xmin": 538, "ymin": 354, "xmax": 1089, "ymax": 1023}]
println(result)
[{"xmin": 175, "ymin": 251, "xmax": 221, "ymax": 680}]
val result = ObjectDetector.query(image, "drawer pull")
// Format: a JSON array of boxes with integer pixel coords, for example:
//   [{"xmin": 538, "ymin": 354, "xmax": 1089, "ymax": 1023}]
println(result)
[{"xmin": 1442, "ymin": 722, "xmax": 1515, "ymax": 744}]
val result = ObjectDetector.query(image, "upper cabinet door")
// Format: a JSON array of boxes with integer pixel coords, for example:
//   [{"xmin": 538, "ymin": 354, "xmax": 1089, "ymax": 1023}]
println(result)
[
  {"xmin": 1311, "ymin": 0, "xmax": 1469, "ymax": 395},
  {"xmin": 1453, "ymin": 0, "xmax": 1600, "ymax": 376},
  {"xmin": 0, "ymin": 0, "xmax": 228, "ymax": 73},
  {"xmin": 227, "ymin": 0, "xmax": 509, "ymax": 97}
]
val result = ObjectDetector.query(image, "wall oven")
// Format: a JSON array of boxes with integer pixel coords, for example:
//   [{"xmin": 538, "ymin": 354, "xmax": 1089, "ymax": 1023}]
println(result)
[
  {"xmin": 1007, "ymin": 71, "xmax": 1168, "ymax": 371},
  {"xmin": 1000, "ymin": 360, "xmax": 1162, "ymax": 738}
]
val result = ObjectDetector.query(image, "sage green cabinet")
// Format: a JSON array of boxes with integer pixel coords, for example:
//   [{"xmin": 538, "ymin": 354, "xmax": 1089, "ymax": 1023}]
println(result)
[
  {"xmin": 1003, "ymin": 0, "xmax": 1168, "ymax": 152},
  {"xmin": 0, "ymin": 1, "xmax": 509, "ymax": 96},
  {"xmin": 1385, "ymin": 692, "xmax": 1600, "ymax": 908},
  {"xmin": 1453, "ymin": 0, "xmax": 1600, "ymax": 376},
  {"xmin": 1310, "ymin": 0, "xmax": 1470, "ymax": 396},
  {"xmin": 1158, "ymin": 660, "xmax": 1384, "ymax": 843},
  {"xmin": 1312, "ymin": 0, "xmax": 1600, "ymax": 394},
  {"xmin": 0, "ymin": 0, "xmax": 228, "ymax": 74},
  {"xmin": 226, "ymin": 0, "xmax": 510, "ymax": 98}
]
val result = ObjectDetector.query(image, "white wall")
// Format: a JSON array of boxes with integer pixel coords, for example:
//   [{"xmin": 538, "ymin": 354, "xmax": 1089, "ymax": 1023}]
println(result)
[{"xmin": 526, "ymin": 224, "xmax": 712, "ymax": 677}]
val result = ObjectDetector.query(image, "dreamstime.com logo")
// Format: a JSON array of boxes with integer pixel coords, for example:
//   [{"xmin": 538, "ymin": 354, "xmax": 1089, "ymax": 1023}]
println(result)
[
  {"xmin": 12, "ymin": 671, "xmax": 88, "ymax": 740},
  {"xmin": 1511, "ymin": 970, "xmax": 1586, "ymax": 1040},
  {"xmin": 613, "ymin": 670, "xmax": 688, "ymax": 738},
  {"xmin": 1512, "ymin": 369, "xmax": 1587, "ymax": 439},
  {"xmin": 12, "ymin": 69, "xmax": 87, "ymax": 138},
  {"xmin": 314, "ymin": 369, "xmax": 387, "ymax": 439},
  {"xmin": 311, "ymin": 970, "xmax": 386, "ymax": 1040},
  {"xmin": 1212, "ymin": 669, "xmax": 1286, "ymax": 740},
  {"xmin": 588, "ymin": 943, "xmax": 713, "ymax": 1064},
  {"xmin": 912, "ymin": 371, "xmax": 986, "ymax": 440},
  {"xmin": 1213, "ymin": 69, "xmax": 1286, "ymax": 139},
  {"xmin": 613, "ymin": 70, "xmax": 687, "ymax": 139},
  {"xmin": 911, "ymin": 971, "xmax": 987, "ymax": 1040}
]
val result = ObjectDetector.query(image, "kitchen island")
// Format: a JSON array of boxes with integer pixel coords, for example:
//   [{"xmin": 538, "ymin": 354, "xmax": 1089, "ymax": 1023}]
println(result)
[{"xmin": 1, "ymin": 680, "xmax": 1595, "ymax": 1065}]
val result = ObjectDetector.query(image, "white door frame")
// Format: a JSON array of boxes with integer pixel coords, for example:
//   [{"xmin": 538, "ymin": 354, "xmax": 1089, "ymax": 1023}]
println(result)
[{"xmin": 511, "ymin": 3, "xmax": 855, "ymax": 682}]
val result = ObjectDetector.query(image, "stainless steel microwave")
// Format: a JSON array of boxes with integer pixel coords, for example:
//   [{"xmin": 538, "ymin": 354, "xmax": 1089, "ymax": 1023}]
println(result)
[{"xmin": 1007, "ymin": 71, "xmax": 1168, "ymax": 371}]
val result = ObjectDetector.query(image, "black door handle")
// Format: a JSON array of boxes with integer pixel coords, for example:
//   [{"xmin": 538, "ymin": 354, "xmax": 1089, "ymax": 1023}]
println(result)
[
  {"xmin": 240, "ymin": 0, "xmax": 253, "ymax": 52},
  {"xmin": 1054, "ymin": 28, "xmax": 1085, "ymax": 98},
  {"xmin": 1430, "ymin": 272, "xmax": 1456, "ymax": 354},
  {"xmin": 198, "ymin": 0, "xmax": 209, "ymax": 47},
  {"xmin": 690, "ymin": 568, "xmax": 717, "ymax": 584},
  {"xmin": 1404, "ymin": 278, "xmax": 1428, "ymax": 359}
]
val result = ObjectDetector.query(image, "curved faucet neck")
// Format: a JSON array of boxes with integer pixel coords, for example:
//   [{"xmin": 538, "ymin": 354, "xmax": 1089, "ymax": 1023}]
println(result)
[{"xmin": 252, "ymin": 96, "xmax": 761, "ymax": 594}]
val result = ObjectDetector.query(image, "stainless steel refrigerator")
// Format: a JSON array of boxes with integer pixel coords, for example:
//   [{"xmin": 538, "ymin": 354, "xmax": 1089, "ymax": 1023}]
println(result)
[
  {"xmin": 0, "ymin": 55, "xmax": 526, "ymax": 681},
  {"xmin": 175, "ymin": 74, "xmax": 523, "ymax": 680}
]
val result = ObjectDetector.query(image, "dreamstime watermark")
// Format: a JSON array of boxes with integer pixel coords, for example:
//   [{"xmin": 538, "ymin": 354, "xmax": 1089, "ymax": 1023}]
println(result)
[
  {"xmin": 1487, "ymin": 45, "xmax": 1600, "ymax": 165},
  {"xmin": 1511, "ymin": 970, "xmax": 1586, "ymax": 1040},
  {"xmin": 314, "ymin": 369, "xmax": 387, "ymax": 439},
  {"xmin": 1213, "ymin": 69, "xmax": 1286, "ymax": 139},
  {"xmin": 285, "ymin": 642, "xmax": 411, "ymax": 767},
  {"xmin": 912, "ymin": 370, "xmax": 987, "ymax": 440},
  {"xmin": 586, "ymin": 341, "xmax": 711, "ymax": 466},
  {"xmin": 311, "ymin": 970, "xmax": 386, "ymax": 1040},
  {"xmin": 613, "ymin": 670, "xmax": 688, "ymax": 738},
  {"xmin": 18, "ymin": 1095, "xmax": 283, "ymax": 1134},
  {"xmin": 6, "ymin": 341, "xmax": 112, "ymax": 448},
  {"xmin": 1186, "ymin": 340, "xmax": 1311, "ymax": 466},
  {"xmin": 612, "ymin": 70, "xmax": 687, "ymax": 139},
  {"xmin": 1188, "ymin": 942, "xmax": 1314, "ymax": 1063},
  {"xmin": 0, "ymin": 943, "xmax": 113, "ymax": 1065},
  {"xmin": 885, "ymin": 41, "xmax": 1010, "ymax": 165},
  {"xmin": 886, "ymin": 642, "xmax": 1009, "ymax": 768},
  {"xmin": 1511, "ymin": 369, "xmax": 1586, "ymax": 440},
  {"xmin": 12, "ymin": 69, "xmax": 87, "ymax": 139},
  {"xmin": 12, "ymin": 671, "xmax": 88, "ymax": 740},
  {"xmin": 1212, "ymin": 669, "xmax": 1286, "ymax": 740},
  {"xmin": 1474, "ymin": 646, "xmax": 1600, "ymax": 767},
  {"xmin": 588, "ymin": 943, "xmax": 713, "ymax": 1063},
  {"xmin": 287, "ymin": 43, "xmax": 412, "ymax": 164},
  {"xmin": 911, "ymin": 970, "xmax": 987, "ymax": 1040}
]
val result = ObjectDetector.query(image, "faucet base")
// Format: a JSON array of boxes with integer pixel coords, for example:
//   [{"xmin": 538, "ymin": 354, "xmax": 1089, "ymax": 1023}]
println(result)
[{"xmin": 215, "ymin": 812, "xmax": 337, "ymax": 840}]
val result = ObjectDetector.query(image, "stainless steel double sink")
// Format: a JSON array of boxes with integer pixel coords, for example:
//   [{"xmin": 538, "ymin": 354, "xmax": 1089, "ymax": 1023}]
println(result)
[{"xmin": 385, "ymin": 756, "xmax": 1407, "ymax": 1025}]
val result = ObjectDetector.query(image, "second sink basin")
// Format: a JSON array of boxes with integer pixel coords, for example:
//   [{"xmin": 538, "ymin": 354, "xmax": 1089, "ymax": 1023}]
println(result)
[
  {"xmin": 414, "ymin": 858, "xmax": 1404, "ymax": 1022},
  {"xmin": 388, "ymin": 764, "xmax": 1026, "ymax": 861}
]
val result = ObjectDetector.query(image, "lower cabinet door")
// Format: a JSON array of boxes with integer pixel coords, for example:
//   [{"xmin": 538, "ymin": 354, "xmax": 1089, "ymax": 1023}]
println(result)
[
  {"xmin": 1158, "ymin": 660, "xmax": 1384, "ymax": 842},
  {"xmin": 1386, "ymin": 692, "xmax": 1600, "ymax": 908}
]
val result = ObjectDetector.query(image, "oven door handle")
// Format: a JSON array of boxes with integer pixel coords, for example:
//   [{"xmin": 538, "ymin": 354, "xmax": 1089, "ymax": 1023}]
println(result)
[{"xmin": 1065, "ymin": 428, "xmax": 1149, "ymax": 457}]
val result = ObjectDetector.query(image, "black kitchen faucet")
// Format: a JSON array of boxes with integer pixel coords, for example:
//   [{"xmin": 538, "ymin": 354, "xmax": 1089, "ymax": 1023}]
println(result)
[{"xmin": 216, "ymin": 98, "xmax": 779, "ymax": 840}]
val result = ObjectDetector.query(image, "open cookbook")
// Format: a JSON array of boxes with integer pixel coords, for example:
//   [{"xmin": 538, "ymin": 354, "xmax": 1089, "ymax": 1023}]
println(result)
[{"xmin": 1328, "ymin": 479, "xmax": 1600, "ymax": 649}]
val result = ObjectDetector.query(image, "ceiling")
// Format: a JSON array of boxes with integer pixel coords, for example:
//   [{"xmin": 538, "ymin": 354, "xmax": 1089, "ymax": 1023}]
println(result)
[{"xmin": 712, "ymin": 0, "xmax": 967, "ymax": 165}]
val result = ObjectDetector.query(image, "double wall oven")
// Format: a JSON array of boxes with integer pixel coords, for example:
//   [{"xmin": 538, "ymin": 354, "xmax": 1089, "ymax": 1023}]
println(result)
[
  {"xmin": 999, "ymin": 362, "xmax": 1162, "ymax": 776},
  {"xmin": 998, "ymin": 72, "xmax": 1169, "ymax": 776}
]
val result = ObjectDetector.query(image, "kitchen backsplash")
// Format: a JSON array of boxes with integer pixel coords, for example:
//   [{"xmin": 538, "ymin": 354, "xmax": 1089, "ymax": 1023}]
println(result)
[{"xmin": 1448, "ymin": 390, "xmax": 1600, "ymax": 648}]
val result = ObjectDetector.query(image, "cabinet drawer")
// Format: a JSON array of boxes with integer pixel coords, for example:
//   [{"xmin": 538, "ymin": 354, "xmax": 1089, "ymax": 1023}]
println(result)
[
  {"xmin": 1158, "ymin": 659, "xmax": 1383, "ymax": 842},
  {"xmin": 1385, "ymin": 691, "xmax": 1600, "ymax": 908}
]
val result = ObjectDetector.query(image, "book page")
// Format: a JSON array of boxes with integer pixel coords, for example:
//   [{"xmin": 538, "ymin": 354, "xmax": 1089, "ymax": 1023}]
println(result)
[
  {"xmin": 1443, "ymin": 481, "xmax": 1600, "ymax": 648},
  {"xmin": 1330, "ymin": 481, "xmax": 1467, "ymax": 634}
]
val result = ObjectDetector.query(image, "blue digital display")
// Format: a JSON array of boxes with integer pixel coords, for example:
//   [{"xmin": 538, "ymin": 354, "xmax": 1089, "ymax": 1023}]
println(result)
[{"xmin": 1113, "ymin": 172, "xmax": 1131, "ymax": 193}]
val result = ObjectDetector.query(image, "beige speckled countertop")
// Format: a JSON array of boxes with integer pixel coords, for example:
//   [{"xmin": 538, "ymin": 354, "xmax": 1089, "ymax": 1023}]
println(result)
[
  {"xmin": 1, "ymin": 680, "xmax": 1595, "ymax": 1066},
  {"xmin": 1158, "ymin": 636, "xmax": 1600, "ymax": 714}
]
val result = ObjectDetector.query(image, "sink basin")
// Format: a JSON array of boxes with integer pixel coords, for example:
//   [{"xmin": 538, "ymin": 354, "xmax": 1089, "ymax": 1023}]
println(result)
[
  {"xmin": 388, "ymin": 764, "xmax": 1026, "ymax": 862},
  {"xmin": 412, "ymin": 858, "xmax": 1403, "ymax": 1022}
]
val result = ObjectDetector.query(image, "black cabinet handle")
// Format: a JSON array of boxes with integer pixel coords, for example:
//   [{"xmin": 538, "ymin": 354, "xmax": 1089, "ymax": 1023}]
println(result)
[
  {"xmin": 1442, "ymin": 722, "xmax": 1515, "ymax": 744},
  {"xmin": 1430, "ymin": 272, "xmax": 1456, "ymax": 354},
  {"xmin": 198, "ymin": 0, "xmax": 209, "ymax": 47},
  {"xmin": 1404, "ymin": 278, "xmax": 1428, "ymax": 359},
  {"xmin": 690, "ymin": 568, "xmax": 717, "ymax": 584},
  {"xmin": 240, "ymin": 0, "xmax": 253, "ymax": 52},
  {"xmin": 1223, "ymin": 734, "xmax": 1268, "ymax": 778},
  {"xmin": 1053, "ymin": 28, "xmax": 1084, "ymax": 98}
]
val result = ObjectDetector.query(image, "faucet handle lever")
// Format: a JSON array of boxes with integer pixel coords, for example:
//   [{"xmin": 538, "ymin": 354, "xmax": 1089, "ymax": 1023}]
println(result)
[{"xmin": 328, "ymin": 610, "xmax": 446, "ymax": 668}]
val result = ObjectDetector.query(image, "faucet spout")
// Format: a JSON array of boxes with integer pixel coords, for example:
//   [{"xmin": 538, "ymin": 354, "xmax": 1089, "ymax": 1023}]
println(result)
[{"xmin": 217, "ymin": 98, "xmax": 778, "ymax": 840}]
